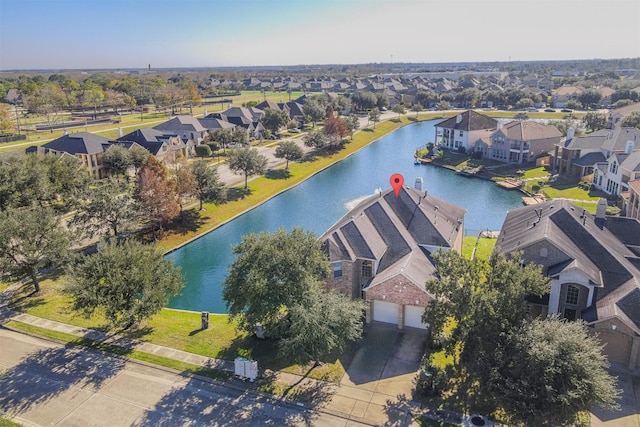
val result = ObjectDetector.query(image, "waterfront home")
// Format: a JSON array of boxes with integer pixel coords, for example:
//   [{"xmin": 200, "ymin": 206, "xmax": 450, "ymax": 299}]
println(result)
[
  {"xmin": 495, "ymin": 199, "xmax": 640, "ymax": 369},
  {"xmin": 626, "ymin": 179, "xmax": 640, "ymax": 221},
  {"xmin": 153, "ymin": 115, "xmax": 209, "ymax": 150},
  {"xmin": 320, "ymin": 184, "xmax": 465, "ymax": 330},
  {"xmin": 27, "ymin": 132, "xmax": 115, "ymax": 178},
  {"xmin": 473, "ymin": 120, "xmax": 563, "ymax": 165},
  {"xmin": 592, "ymin": 141, "xmax": 640, "ymax": 196},
  {"xmin": 434, "ymin": 110, "xmax": 497, "ymax": 152},
  {"xmin": 118, "ymin": 128, "xmax": 188, "ymax": 164},
  {"xmin": 552, "ymin": 127, "xmax": 640, "ymax": 181}
]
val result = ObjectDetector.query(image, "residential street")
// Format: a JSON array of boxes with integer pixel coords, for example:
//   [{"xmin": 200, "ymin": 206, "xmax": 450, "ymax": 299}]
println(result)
[{"xmin": 0, "ymin": 328, "xmax": 372, "ymax": 427}]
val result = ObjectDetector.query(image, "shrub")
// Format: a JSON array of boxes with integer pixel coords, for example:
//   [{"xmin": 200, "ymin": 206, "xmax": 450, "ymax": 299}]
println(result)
[
  {"xmin": 207, "ymin": 142, "xmax": 219, "ymax": 152},
  {"xmin": 606, "ymin": 206, "xmax": 621, "ymax": 216},
  {"xmin": 195, "ymin": 145, "xmax": 212, "ymax": 157},
  {"xmin": 457, "ymin": 146, "xmax": 466, "ymax": 154}
]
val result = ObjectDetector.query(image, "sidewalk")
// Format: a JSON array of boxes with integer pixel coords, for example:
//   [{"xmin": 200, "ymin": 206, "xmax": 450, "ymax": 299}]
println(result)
[{"xmin": 0, "ymin": 282, "xmax": 436, "ymax": 426}]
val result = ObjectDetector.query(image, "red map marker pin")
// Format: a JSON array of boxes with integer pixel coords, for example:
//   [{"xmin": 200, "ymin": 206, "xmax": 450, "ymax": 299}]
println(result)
[{"xmin": 390, "ymin": 173, "xmax": 404, "ymax": 198}]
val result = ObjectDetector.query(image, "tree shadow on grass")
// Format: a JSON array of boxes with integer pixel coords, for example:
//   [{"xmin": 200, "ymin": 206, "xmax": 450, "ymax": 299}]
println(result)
[
  {"xmin": 390, "ymin": 118, "xmax": 402, "ymax": 123},
  {"xmin": 226, "ymin": 187, "xmax": 252, "ymax": 202},
  {"xmin": 408, "ymin": 117, "xmax": 418, "ymax": 122},
  {"xmin": 362, "ymin": 128, "xmax": 375, "ymax": 132},
  {"xmin": 265, "ymin": 169, "xmax": 291, "ymax": 180},
  {"xmin": 169, "ymin": 209, "xmax": 207, "ymax": 236}
]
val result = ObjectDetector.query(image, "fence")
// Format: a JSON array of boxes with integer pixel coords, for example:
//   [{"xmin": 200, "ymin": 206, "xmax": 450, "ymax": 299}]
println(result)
[{"xmin": 0, "ymin": 134, "xmax": 27, "ymax": 144}]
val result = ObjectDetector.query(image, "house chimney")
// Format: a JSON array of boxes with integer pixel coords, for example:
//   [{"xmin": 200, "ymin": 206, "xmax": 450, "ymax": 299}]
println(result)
[
  {"xmin": 566, "ymin": 127, "xmax": 575, "ymax": 140},
  {"xmin": 625, "ymin": 140, "xmax": 635, "ymax": 154},
  {"xmin": 456, "ymin": 114, "xmax": 462, "ymax": 124},
  {"xmin": 203, "ymin": 109, "xmax": 208, "ymax": 118},
  {"xmin": 117, "ymin": 127, "xmax": 122, "ymax": 138},
  {"xmin": 415, "ymin": 177, "xmax": 423, "ymax": 191},
  {"xmin": 596, "ymin": 198, "xmax": 607, "ymax": 220}
]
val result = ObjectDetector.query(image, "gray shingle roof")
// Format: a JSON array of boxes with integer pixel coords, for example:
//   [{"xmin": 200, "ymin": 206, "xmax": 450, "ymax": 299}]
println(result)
[
  {"xmin": 434, "ymin": 110, "xmax": 497, "ymax": 131},
  {"xmin": 43, "ymin": 132, "xmax": 111, "ymax": 155},
  {"xmin": 154, "ymin": 115, "xmax": 207, "ymax": 133}
]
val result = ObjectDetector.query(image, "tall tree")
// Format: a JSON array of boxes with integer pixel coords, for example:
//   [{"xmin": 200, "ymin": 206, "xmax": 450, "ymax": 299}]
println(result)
[
  {"xmin": 0, "ymin": 104, "xmax": 14, "ymax": 134},
  {"xmin": 72, "ymin": 177, "xmax": 137, "ymax": 239},
  {"xmin": 223, "ymin": 227, "xmax": 329, "ymax": 335},
  {"xmin": 323, "ymin": 108, "xmax": 349, "ymax": 146},
  {"xmin": 490, "ymin": 317, "xmax": 619, "ymax": 426},
  {"xmin": 102, "ymin": 144, "xmax": 132, "ymax": 176},
  {"xmin": 261, "ymin": 108, "xmax": 289, "ymax": 133},
  {"xmin": 302, "ymin": 96, "xmax": 327, "ymax": 127},
  {"xmin": 346, "ymin": 114, "xmax": 360, "ymax": 140},
  {"xmin": 392, "ymin": 103, "xmax": 406, "ymax": 118},
  {"xmin": 134, "ymin": 156, "xmax": 179, "ymax": 230},
  {"xmin": 621, "ymin": 111, "xmax": 640, "ymax": 129},
  {"xmin": 209, "ymin": 128, "xmax": 234, "ymax": 152},
  {"xmin": 410, "ymin": 104, "xmax": 423, "ymax": 118},
  {"xmin": 173, "ymin": 163, "xmax": 197, "ymax": 216},
  {"xmin": 226, "ymin": 147, "xmax": 267, "ymax": 189},
  {"xmin": 583, "ymin": 111, "xmax": 608, "ymax": 131},
  {"xmin": 0, "ymin": 206, "xmax": 71, "ymax": 293},
  {"xmin": 66, "ymin": 239, "xmax": 183, "ymax": 327},
  {"xmin": 278, "ymin": 282, "xmax": 366, "ymax": 366},
  {"xmin": 274, "ymin": 140, "xmax": 303, "ymax": 170},
  {"xmin": 423, "ymin": 251, "xmax": 617, "ymax": 424},
  {"xmin": 303, "ymin": 130, "xmax": 329, "ymax": 150},
  {"xmin": 368, "ymin": 108, "xmax": 381, "ymax": 128},
  {"xmin": 191, "ymin": 160, "xmax": 226, "ymax": 210}
]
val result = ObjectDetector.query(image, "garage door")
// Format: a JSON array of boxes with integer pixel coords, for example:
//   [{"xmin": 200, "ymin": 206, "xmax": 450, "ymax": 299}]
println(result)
[
  {"xmin": 598, "ymin": 332, "xmax": 631, "ymax": 366},
  {"xmin": 373, "ymin": 300, "xmax": 399, "ymax": 325},
  {"xmin": 404, "ymin": 305, "xmax": 428, "ymax": 329}
]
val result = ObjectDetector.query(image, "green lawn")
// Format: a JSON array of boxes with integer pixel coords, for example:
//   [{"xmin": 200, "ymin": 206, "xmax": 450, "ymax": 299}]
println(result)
[
  {"xmin": 462, "ymin": 236, "xmax": 496, "ymax": 260},
  {"xmin": 8, "ymin": 271, "xmax": 351, "ymax": 383},
  {"xmin": 522, "ymin": 166, "xmax": 550, "ymax": 179}
]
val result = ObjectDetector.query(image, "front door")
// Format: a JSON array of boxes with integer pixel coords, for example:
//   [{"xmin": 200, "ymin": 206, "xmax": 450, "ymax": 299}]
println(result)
[{"xmin": 564, "ymin": 308, "xmax": 577, "ymax": 321}]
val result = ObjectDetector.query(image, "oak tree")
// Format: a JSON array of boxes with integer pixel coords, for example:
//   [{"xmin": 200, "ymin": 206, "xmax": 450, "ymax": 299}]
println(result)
[
  {"xmin": 66, "ymin": 239, "xmax": 183, "ymax": 327},
  {"xmin": 274, "ymin": 140, "xmax": 303, "ymax": 170},
  {"xmin": 226, "ymin": 146, "xmax": 267, "ymax": 189}
]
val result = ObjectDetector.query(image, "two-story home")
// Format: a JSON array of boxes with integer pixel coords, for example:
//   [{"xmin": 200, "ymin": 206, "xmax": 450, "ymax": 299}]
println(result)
[
  {"xmin": 320, "ymin": 182, "xmax": 465, "ymax": 330},
  {"xmin": 496, "ymin": 199, "xmax": 640, "ymax": 369},
  {"xmin": 153, "ymin": 115, "xmax": 209, "ymax": 153},
  {"xmin": 118, "ymin": 128, "xmax": 188, "ymax": 164},
  {"xmin": 207, "ymin": 107, "xmax": 266, "ymax": 139},
  {"xmin": 474, "ymin": 120, "xmax": 563, "ymax": 164},
  {"xmin": 28, "ymin": 132, "xmax": 114, "ymax": 178},
  {"xmin": 627, "ymin": 179, "xmax": 640, "ymax": 221},
  {"xmin": 592, "ymin": 141, "xmax": 640, "ymax": 196},
  {"xmin": 434, "ymin": 110, "xmax": 497, "ymax": 152},
  {"xmin": 552, "ymin": 127, "xmax": 640, "ymax": 179}
]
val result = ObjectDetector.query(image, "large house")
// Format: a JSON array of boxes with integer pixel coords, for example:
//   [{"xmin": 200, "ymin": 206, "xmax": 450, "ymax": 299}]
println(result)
[
  {"xmin": 434, "ymin": 110, "xmax": 497, "ymax": 152},
  {"xmin": 552, "ymin": 127, "xmax": 640, "ymax": 181},
  {"xmin": 320, "ymin": 183, "xmax": 465, "ymax": 330},
  {"xmin": 473, "ymin": 120, "xmax": 563, "ymax": 165},
  {"xmin": 118, "ymin": 128, "xmax": 188, "ymax": 163},
  {"xmin": 207, "ymin": 107, "xmax": 266, "ymax": 139},
  {"xmin": 592, "ymin": 141, "xmax": 640, "ymax": 196},
  {"xmin": 153, "ymin": 115, "xmax": 209, "ymax": 151},
  {"xmin": 27, "ymin": 132, "xmax": 116, "ymax": 178},
  {"xmin": 495, "ymin": 199, "xmax": 640, "ymax": 369}
]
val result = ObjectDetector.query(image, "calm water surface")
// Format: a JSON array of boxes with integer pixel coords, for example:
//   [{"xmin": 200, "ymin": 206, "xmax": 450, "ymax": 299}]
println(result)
[{"xmin": 167, "ymin": 120, "xmax": 523, "ymax": 313}]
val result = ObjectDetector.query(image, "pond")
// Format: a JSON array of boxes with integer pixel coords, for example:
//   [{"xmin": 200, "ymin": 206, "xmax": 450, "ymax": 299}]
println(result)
[{"xmin": 167, "ymin": 120, "xmax": 523, "ymax": 313}]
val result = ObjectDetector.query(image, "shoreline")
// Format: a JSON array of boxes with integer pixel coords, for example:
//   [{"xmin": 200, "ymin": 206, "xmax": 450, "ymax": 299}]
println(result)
[{"xmin": 162, "ymin": 117, "xmax": 433, "ymax": 254}]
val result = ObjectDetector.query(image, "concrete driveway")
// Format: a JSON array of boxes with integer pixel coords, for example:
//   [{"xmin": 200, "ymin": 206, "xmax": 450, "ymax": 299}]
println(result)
[
  {"xmin": 591, "ymin": 363, "xmax": 640, "ymax": 427},
  {"xmin": 325, "ymin": 323, "xmax": 427, "ymax": 425}
]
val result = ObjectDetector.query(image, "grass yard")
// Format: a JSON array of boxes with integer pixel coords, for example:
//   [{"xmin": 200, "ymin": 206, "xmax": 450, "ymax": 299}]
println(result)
[
  {"xmin": 8, "ymin": 273, "xmax": 352, "ymax": 383},
  {"xmin": 462, "ymin": 236, "xmax": 496, "ymax": 260}
]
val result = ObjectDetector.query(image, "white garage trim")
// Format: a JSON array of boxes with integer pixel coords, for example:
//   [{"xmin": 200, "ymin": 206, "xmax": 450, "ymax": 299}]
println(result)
[
  {"xmin": 373, "ymin": 300, "xmax": 399, "ymax": 325},
  {"xmin": 404, "ymin": 305, "xmax": 428, "ymax": 330}
]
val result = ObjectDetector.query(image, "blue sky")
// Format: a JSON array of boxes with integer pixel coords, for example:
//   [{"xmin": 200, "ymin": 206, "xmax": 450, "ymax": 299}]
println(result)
[{"xmin": 0, "ymin": 0, "xmax": 638, "ymax": 70}]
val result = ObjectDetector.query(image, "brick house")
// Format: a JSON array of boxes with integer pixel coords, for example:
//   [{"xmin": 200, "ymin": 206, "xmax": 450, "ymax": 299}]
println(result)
[
  {"xmin": 320, "ymin": 184, "xmax": 465, "ymax": 330},
  {"xmin": 473, "ymin": 120, "xmax": 563, "ymax": 165},
  {"xmin": 495, "ymin": 199, "xmax": 640, "ymax": 369}
]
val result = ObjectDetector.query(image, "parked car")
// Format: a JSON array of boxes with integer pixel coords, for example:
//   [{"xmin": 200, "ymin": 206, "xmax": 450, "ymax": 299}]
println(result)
[
  {"xmin": 544, "ymin": 108, "xmax": 556, "ymax": 112},
  {"xmin": 288, "ymin": 128, "xmax": 301, "ymax": 133},
  {"xmin": 561, "ymin": 109, "xmax": 573, "ymax": 113}
]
